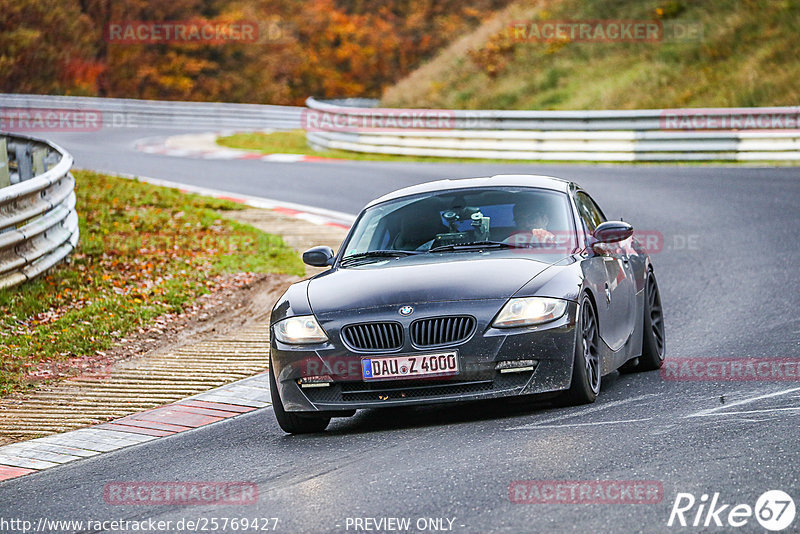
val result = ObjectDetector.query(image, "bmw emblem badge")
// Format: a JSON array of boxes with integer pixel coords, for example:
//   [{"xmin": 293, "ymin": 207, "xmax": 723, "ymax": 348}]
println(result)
[{"xmin": 399, "ymin": 305, "xmax": 414, "ymax": 316}]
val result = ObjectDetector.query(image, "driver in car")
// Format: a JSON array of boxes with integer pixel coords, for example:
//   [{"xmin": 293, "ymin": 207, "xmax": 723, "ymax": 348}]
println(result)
[{"xmin": 505, "ymin": 201, "xmax": 556, "ymax": 246}]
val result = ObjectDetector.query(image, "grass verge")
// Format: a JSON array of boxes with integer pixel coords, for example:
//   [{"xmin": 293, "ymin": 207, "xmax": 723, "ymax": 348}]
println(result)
[
  {"xmin": 0, "ymin": 170, "xmax": 303, "ymax": 396},
  {"xmin": 215, "ymin": 130, "xmax": 511, "ymax": 164}
]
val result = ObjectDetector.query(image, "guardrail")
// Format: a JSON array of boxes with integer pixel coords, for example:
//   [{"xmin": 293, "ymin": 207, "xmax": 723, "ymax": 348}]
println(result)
[
  {"xmin": 304, "ymin": 98, "xmax": 800, "ymax": 161},
  {"xmin": 0, "ymin": 94, "xmax": 302, "ymax": 131},
  {"xmin": 4, "ymin": 95, "xmax": 798, "ymax": 161},
  {"xmin": 0, "ymin": 133, "xmax": 78, "ymax": 289}
]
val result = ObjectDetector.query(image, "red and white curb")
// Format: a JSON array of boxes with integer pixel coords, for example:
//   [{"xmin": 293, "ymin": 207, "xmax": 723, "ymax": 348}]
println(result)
[
  {"xmin": 135, "ymin": 131, "xmax": 341, "ymax": 163},
  {"xmin": 0, "ymin": 374, "xmax": 271, "ymax": 482},
  {"xmin": 104, "ymin": 172, "xmax": 355, "ymax": 230}
]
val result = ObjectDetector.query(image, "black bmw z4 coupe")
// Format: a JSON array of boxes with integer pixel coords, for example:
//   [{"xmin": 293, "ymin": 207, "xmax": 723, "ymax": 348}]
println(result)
[{"xmin": 269, "ymin": 174, "xmax": 665, "ymax": 433}]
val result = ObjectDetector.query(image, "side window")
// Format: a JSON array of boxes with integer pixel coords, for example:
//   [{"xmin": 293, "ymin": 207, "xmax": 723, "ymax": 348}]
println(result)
[{"xmin": 575, "ymin": 192, "xmax": 606, "ymax": 233}]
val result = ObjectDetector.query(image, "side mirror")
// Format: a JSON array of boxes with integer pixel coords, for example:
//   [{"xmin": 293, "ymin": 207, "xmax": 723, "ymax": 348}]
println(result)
[
  {"xmin": 302, "ymin": 246, "xmax": 335, "ymax": 267},
  {"xmin": 593, "ymin": 221, "xmax": 634, "ymax": 244}
]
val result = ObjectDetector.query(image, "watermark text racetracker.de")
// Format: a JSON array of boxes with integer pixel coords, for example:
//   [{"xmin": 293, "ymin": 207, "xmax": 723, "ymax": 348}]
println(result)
[
  {"xmin": 0, "ymin": 108, "xmax": 103, "ymax": 132},
  {"xmin": 504, "ymin": 229, "xmax": 698, "ymax": 255},
  {"xmin": 0, "ymin": 108, "xmax": 139, "ymax": 132},
  {"xmin": 302, "ymin": 107, "xmax": 458, "ymax": 132},
  {"xmin": 660, "ymin": 108, "xmax": 800, "ymax": 130},
  {"xmin": 509, "ymin": 480, "xmax": 664, "ymax": 504},
  {"xmin": 509, "ymin": 19, "xmax": 703, "ymax": 43},
  {"xmin": 103, "ymin": 481, "xmax": 257, "ymax": 505},
  {"xmin": 661, "ymin": 358, "xmax": 800, "ymax": 381},
  {"xmin": 104, "ymin": 19, "xmax": 292, "ymax": 45},
  {"xmin": 106, "ymin": 21, "xmax": 257, "ymax": 44},
  {"xmin": 107, "ymin": 230, "xmax": 699, "ymax": 258}
]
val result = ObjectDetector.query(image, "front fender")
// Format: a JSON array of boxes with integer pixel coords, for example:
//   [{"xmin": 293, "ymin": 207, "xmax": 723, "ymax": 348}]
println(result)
[
  {"xmin": 271, "ymin": 280, "xmax": 313, "ymax": 324},
  {"xmin": 512, "ymin": 256, "xmax": 584, "ymax": 302}
]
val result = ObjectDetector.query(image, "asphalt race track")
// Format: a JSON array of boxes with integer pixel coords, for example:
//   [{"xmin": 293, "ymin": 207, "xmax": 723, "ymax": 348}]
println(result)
[{"xmin": 1, "ymin": 127, "xmax": 799, "ymax": 533}]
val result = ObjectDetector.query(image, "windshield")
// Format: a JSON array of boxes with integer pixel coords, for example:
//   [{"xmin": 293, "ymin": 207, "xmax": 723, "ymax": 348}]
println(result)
[{"xmin": 341, "ymin": 187, "xmax": 576, "ymax": 259}]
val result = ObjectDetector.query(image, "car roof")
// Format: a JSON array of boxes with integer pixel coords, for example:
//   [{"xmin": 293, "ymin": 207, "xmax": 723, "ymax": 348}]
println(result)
[{"xmin": 366, "ymin": 174, "xmax": 574, "ymax": 208}]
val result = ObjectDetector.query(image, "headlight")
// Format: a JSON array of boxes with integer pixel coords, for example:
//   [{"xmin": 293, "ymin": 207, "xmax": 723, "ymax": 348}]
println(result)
[
  {"xmin": 493, "ymin": 297, "xmax": 568, "ymax": 328},
  {"xmin": 273, "ymin": 315, "xmax": 328, "ymax": 344}
]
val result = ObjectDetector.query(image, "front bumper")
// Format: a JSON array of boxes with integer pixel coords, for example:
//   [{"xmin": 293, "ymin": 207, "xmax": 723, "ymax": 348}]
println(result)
[{"xmin": 270, "ymin": 299, "xmax": 578, "ymax": 412}]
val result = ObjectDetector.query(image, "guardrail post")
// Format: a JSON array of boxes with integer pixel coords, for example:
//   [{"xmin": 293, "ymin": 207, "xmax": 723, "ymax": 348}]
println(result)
[
  {"xmin": 13, "ymin": 143, "xmax": 33, "ymax": 183},
  {"xmin": 0, "ymin": 138, "xmax": 9, "ymax": 188},
  {"xmin": 32, "ymin": 147, "xmax": 48, "ymax": 175}
]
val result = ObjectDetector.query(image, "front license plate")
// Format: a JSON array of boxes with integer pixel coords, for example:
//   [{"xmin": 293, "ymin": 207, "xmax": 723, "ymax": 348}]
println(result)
[{"xmin": 362, "ymin": 352, "xmax": 459, "ymax": 381}]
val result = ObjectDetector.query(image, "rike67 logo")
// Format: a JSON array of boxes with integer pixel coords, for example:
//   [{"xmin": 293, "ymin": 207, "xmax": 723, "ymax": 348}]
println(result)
[{"xmin": 668, "ymin": 490, "xmax": 796, "ymax": 531}]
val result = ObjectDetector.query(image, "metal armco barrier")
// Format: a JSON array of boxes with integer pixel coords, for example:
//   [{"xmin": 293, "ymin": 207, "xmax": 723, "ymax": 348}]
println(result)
[
  {"xmin": 0, "ymin": 94, "xmax": 302, "ymax": 131},
  {"xmin": 0, "ymin": 133, "xmax": 78, "ymax": 289},
  {"xmin": 304, "ymin": 98, "xmax": 800, "ymax": 161}
]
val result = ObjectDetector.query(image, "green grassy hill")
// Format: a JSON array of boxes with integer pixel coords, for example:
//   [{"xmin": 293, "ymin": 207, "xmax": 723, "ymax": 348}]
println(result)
[{"xmin": 381, "ymin": 0, "xmax": 800, "ymax": 110}]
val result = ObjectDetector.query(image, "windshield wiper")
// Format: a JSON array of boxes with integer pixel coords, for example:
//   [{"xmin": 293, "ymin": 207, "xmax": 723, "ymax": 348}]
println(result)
[
  {"xmin": 428, "ymin": 241, "xmax": 524, "ymax": 253},
  {"xmin": 340, "ymin": 250, "xmax": 421, "ymax": 266}
]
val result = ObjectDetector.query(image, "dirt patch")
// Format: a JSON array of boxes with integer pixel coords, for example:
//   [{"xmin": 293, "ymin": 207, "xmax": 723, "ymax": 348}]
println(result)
[{"xmin": 22, "ymin": 272, "xmax": 298, "ymax": 386}]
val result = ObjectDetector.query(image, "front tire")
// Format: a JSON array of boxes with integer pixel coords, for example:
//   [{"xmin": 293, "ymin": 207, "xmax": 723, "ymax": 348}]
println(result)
[
  {"xmin": 561, "ymin": 295, "xmax": 601, "ymax": 405},
  {"xmin": 269, "ymin": 361, "xmax": 330, "ymax": 434}
]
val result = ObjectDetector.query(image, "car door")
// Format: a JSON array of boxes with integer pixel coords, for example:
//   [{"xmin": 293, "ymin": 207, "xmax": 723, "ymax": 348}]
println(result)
[{"xmin": 574, "ymin": 191, "xmax": 637, "ymax": 352}]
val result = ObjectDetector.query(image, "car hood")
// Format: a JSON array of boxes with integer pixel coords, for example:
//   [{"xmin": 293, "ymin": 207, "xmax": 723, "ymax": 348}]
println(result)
[{"xmin": 308, "ymin": 254, "xmax": 558, "ymax": 314}]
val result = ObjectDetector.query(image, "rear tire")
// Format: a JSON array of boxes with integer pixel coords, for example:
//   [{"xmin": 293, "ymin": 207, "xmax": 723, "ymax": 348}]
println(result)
[
  {"xmin": 269, "ymin": 361, "xmax": 330, "ymax": 434},
  {"xmin": 637, "ymin": 272, "xmax": 666, "ymax": 370},
  {"xmin": 561, "ymin": 295, "xmax": 601, "ymax": 405},
  {"xmin": 619, "ymin": 271, "xmax": 665, "ymax": 373}
]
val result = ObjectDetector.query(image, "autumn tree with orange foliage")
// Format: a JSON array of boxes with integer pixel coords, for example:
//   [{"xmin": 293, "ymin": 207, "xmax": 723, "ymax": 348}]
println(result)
[
  {"xmin": 1, "ymin": 0, "xmax": 511, "ymax": 104},
  {"xmin": 0, "ymin": 0, "xmax": 98, "ymax": 94}
]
